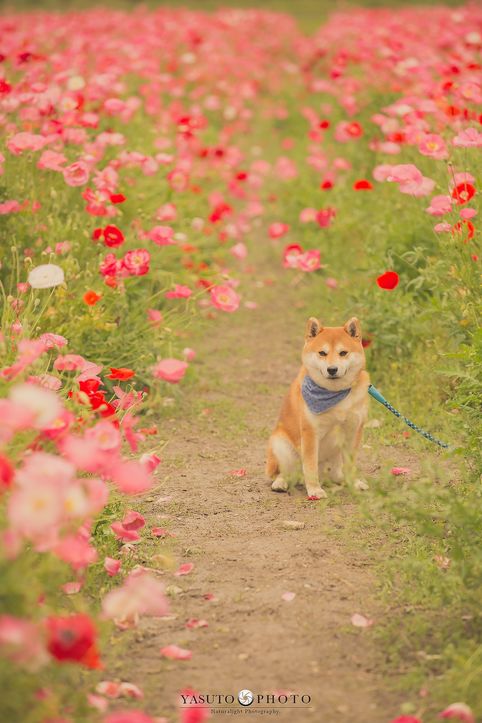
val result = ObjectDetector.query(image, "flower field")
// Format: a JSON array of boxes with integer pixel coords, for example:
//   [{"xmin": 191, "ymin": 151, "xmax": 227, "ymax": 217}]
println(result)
[{"xmin": 0, "ymin": 3, "xmax": 481, "ymax": 723}]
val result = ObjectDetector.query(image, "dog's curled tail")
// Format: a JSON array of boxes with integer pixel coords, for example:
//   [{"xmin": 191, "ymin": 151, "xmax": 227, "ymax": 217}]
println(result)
[{"xmin": 265, "ymin": 441, "xmax": 279, "ymax": 479}]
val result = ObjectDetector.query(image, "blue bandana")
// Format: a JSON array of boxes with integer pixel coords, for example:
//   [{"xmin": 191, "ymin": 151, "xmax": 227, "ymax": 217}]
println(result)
[{"xmin": 301, "ymin": 375, "xmax": 351, "ymax": 414}]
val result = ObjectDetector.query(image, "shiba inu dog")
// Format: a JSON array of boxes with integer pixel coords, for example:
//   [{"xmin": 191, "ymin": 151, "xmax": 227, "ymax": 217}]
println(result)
[{"xmin": 266, "ymin": 317, "xmax": 370, "ymax": 499}]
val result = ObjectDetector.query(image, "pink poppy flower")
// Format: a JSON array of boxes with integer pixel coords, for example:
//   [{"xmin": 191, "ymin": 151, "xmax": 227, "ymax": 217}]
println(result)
[
  {"xmin": 39, "ymin": 333, "xmax": 68, "ymax": 349},
  {"xmin": 37, "ymin": 150, "xmax": 67, "ymax": 171},
  {"xmin": 283, "ymin": 244, "xmax": 303, "ymax": 269},
  {"xmin": 315, "ymin": 207, "xmax": 336, "ymax": 228},
  {"xmin": 147, "ymin": 309, "xmax": 163, "ymax": 326},
  {"xmin": 165, "ymin": 284, "xmax": 192, "ymax": 299},
  {"xmin": 110, "ymin": 460, "xmax": 153, "ymax": 495},
  {"xmin": 335, "ymin": 120, "xmax": 363, "ymax": 142},
  {"xmin": 156, "ymin": 203, "xmax": 177, "ymax": 221},
  {"xmin": 183, "ymin": 347, "xmax": 196, "ymax": 362},
  {"xmin": 434, "ymin": 222, "xmax": 452, "ymax": 233},
  {"xmin": 453, "ymin": 128, "xmax": 482, "ymax": 148},
  {"xmin": 139, "ymin": 453, "xmax": 162, "ymax": 472},
  {"xmin": 298, "ymin": 250, "xmax": 321, "ymax": 272},
  {"xmin": 7, "ymin": 132, "xmax": 46, "ymax": 155},
  {"xmin": 102, "ymin": 570, "xmax": 169, "ymax": 628},
  {"xmin": 230, "ymin": 242, "xmax": 247, "ymax": 259},
  {"xmin": 418, "ymin": 133, "xmax": 448, "ymax": 159},
  {"xmin": 439, "ymin": 704, "xmax": 474, "ymax": 722},
  {"xmin": 426, "ymin": 195, "xmax": 452, "ymax": 216},
  {"xmin": 148, "ymin": 225, "xmax": 175, "ymax": 246},
  {"xmin": 299, "ymin": 207, "xmax": 317, "ymax": 223},
  {"xmin": 0, "ymin": 615, "xmax": 48, "ymax": 670},
  {"xmin": 53, "ymin": 534, "xmax": 98, "ymax": 570},
  {"xmin": 122, "ymin": 249, "xmax": 150, "ymax": 276},
  {"xmin": 179, "ymin": 688, "xmax": 210, "ymax": 723},
  {"xmin": 210, "ymin": 285, "xmax": 240, "ymax": 313},
  {"xmin": 153, "ymin": 358, "xmax": 188, "ymax": 383},
  {"xmin": 0, "ymin": 200, "xmax": 21, "ymax": 215},
  {"xmin": 63, "ymin": 161, "xmax": 90, "ymax": 187},
  {"xmin": 268, "ymin": 222, "xmax": 289, "ymax": 239}
]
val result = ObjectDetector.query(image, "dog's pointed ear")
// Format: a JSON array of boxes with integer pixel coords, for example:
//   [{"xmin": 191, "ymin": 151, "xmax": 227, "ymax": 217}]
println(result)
[
  {"xmin": 305, "ymin": 317, "xmax": 322, "ymax": 339},
  {"xmin": 344, "ymin": 317, "xmax": 361, "ymax": 339}
]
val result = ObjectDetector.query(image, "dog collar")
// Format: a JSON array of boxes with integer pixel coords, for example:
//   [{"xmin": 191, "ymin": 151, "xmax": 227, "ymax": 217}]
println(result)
[{"xmin": 301, "ymin": 375, "xmax": 351, "ymax": 414}]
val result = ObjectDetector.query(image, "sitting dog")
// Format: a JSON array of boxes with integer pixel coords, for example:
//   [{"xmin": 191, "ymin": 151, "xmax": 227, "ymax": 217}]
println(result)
[{"xmin": 266, "ymin": 317, "xmax": 369, "ymax": 499}]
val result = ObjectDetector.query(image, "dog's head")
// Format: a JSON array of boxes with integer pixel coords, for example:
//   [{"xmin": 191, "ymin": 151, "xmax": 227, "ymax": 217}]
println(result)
[{"xmin": 302, "ymin": 317, "xmax": 366, "ymax": 390}]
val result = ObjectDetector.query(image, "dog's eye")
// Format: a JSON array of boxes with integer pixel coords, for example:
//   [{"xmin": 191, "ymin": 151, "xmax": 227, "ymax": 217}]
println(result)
[
  {"xmin": 339, "ymin": 351, "xmax": 348, "ymax": 357},
  {"xmin": 318, "ymin": 351, "xmax": 327, "ymax": 357}
]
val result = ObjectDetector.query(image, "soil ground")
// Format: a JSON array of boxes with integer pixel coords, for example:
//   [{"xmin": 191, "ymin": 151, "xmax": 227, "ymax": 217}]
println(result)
[{"xmin": 109, "ymin": 259, "xmax": 416, "ymax": 722}]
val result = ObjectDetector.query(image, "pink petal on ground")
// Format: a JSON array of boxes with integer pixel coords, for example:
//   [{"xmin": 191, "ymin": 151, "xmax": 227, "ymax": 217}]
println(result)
[
  {"xmin": 118, "ymin": 682, "xmax": 143, "ymax": 699},
  {"xmin": 111, "ymin": 522, "xmax": 140, "ymax": 542},
  {"xmin": 282, "ymin": 591, "xmax": 296, "ymax": 602},
  {"xmin": 61, "ymin": 580, "xmax": 83, "ymax": 595},
  {"xmin": 203, "ymin": 593, "xmax": 216, "ymax": 601},
  {"xmin": 351, "ymin": 613, "xmax": 374, "ymax": 628},
  {"xmin": 151, "ymin": 527, "xmax": 174, "ymax": 538},
  {"xmin": 391, "ymin": 467, "xmax": 411, "ymax": 476},
  {"xmin": 160, "ymin": 644, "xmax": 192, "ymax": 661},
  {"xmin": 174, "ymin": 562, "xmax": 194, "ymax": 576},
  {"xmin": 229, "ymin": 468, "xmax": 247, "ymax": 477},
  {"xmin": 185, "ymin": 618, "xmax": 208, "ymax": 629},
  {"xmin": 104, "ymin": 557, "xmax": 121, "ymax": 576},
  {"xmin": 122, "ymin": 510, "xmax": 146, "ymax": 531}
]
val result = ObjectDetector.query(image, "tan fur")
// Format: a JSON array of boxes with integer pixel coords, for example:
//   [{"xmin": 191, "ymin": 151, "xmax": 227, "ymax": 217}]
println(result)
[{"xmin": 266, "ymin": 316, "xmax": 370, "ymax": 498}]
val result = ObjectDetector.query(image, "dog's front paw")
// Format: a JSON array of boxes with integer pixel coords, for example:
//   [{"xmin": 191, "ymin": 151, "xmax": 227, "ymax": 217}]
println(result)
[
  {"xmin": 306, "ymin": 485, "xmax": 327, "ymax": 500},
  {"xmin": 271, "ymin": 476, "xmax": 288, "ymax": 493},
  {"xmin": 354, "ymin": 478, "xmax": 369, "ymax": 491}
]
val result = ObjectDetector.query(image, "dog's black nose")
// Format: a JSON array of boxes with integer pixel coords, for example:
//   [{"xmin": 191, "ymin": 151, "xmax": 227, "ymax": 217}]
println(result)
[{"xmin": 327, "ymin": 366, "xmax": 338, "ymax": 376}]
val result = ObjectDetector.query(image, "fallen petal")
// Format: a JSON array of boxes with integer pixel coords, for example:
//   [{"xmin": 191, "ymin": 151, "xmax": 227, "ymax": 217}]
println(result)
[{"xmin": 160, "ymin": 644, "xmax": 192, "ymax": 661}]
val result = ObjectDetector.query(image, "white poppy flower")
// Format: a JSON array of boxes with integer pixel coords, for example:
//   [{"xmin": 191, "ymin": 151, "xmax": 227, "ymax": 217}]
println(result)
[{"xmin": 28, "ymin": 264, "xmax": 64, "ymax": 289}]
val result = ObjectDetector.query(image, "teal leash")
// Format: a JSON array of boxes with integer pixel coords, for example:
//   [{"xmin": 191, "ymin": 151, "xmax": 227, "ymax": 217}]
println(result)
[{"xmin": 368, "ymin": 384, "xmax": 449, "ymax": 450}]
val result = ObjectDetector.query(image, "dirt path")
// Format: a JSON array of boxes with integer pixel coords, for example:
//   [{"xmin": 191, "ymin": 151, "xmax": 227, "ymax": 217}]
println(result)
[{"xmin": 113, "ymin": 265, "xmax": 400, "ymax": 722}]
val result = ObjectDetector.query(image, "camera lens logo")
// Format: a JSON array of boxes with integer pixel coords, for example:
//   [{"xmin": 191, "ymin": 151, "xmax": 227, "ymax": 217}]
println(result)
[{"xmin": 238, "ymin": 689, "xmax": 254, "ymax": 706}]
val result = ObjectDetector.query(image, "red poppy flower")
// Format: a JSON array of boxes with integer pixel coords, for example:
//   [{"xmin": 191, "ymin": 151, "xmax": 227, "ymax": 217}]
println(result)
[
  {"xmin": 376, "ymin": 271, "xmax": 399, "ymax": 290},
  {"xmin": 103, "ymin": 224, "xmax": 125, "ymax": 247},
  {"xmin": 109, "ymin": 193, "xmax": 126, "ymax": 204},
  {"xmin": 107, "ymin": 367, "xmax": 135, "ymax": 381},
  {"xmin": 451, "ymin": 219, "xmax": 475, "ymax": 242},
  {"xmin": 46, "ymin": 614, "xmax": 102, "ymax": 669},
  {"xmin": 83, "ymin": 290, "xmax": 101, "ymax": 306},
  {"xmin": 451, "ymin": 182, "xmax": 476, "ymax": 205},
  {"xmin": 0, "ymin": 454, "xmax": 14, "ymax": 491},
  {"xmin": 0, "ymin": 79, "xmax": 12, "ymax": 94},
  {"xmin": 347, "ymin": 121, "xmax": 363, "ymax": 138},
  {"xmin": 320, "ymin": 179, "xmax": 334, "ymax": 190},
  {"xmin": 353, "ymin": 179, "xmax": 373, "ymax": 190},
  {"xmin": 79, "ymin": 378, "xmax": 101, "ymax": 396},
  {"xmin": 315, "ymin": 207, "xmax": 336, "ymax": 228}
]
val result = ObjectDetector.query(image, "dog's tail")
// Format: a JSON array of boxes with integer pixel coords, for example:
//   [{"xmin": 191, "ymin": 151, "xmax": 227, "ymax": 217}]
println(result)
[{"xmin": 266, "ymin": 441, "xmax": 279, "ymax": 479}]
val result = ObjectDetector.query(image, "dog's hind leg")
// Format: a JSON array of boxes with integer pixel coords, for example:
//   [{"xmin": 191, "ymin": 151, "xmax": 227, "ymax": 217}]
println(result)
[{"xmin": 268, "ymin": 433, "xmax": 299, "ymax": 493}]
